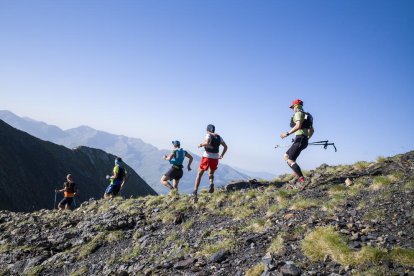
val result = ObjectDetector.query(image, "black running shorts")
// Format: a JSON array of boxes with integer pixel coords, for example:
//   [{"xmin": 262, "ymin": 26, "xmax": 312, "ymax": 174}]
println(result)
[
  {"xmin": 286, "ymin": 135, "xmax": 308, "ymax": 161},
  {"xmin": 59, "ymin": 197, "xmax": 74, "ymax": 207},
  {"xmin": 165, "ymin": 166, "xmax": 184, "ymax": 180}
]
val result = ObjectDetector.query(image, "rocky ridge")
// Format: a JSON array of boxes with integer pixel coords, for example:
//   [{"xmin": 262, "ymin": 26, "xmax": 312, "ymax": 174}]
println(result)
[{"xmin": 0, "ymin": 152, "xmax": 413, "ymax": 275}]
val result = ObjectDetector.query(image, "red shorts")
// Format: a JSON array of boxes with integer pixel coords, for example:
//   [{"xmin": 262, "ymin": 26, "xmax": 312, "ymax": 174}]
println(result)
[{"xmin": 199, "ymin": 157, "xmax": 219, "ymax": 171}]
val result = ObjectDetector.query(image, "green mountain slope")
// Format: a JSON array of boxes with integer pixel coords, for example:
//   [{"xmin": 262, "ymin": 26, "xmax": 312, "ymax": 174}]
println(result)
[{"xmin": 0, "ymin": 150, "xmax": 413, "ymax": 275}]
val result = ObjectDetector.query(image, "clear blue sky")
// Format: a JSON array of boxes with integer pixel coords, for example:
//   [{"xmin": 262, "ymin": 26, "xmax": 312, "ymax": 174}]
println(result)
[{"xmin": 1, "ymin": 0, "xmax": 413, "ymax": 174}]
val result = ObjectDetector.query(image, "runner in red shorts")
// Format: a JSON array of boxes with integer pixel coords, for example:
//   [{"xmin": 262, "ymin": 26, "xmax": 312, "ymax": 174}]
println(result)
[{"xmin": 193, "ymin": 124, "xmax": 228, "ymax": 201}]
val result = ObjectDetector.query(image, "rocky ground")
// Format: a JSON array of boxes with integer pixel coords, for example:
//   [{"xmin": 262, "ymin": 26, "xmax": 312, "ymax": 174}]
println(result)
[{"xmin": 0, "ymin": 152, "xmax": 413, "ymax": 276}]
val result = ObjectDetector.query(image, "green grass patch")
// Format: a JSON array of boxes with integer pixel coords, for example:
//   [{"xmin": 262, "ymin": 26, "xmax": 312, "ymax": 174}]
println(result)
[
  {"xmin": 121, "ymin": 243, "xmax": 141, "ymax": 262},
  {"xmin": 370, "ymin": 176, "xmax": 392, "ymax": 190},
  {"xmin": 117, "ymin": 199, "xmax": 140, "ymax": 215},
  {"xmin": 376, "ymin": 156, "xmax": 387, "ymax": 163},
  {"xmin": 106, "ymin": 231, "xmax": 123, "ymax": 243},
  {"xmin": 404, "ymin": 180, "xmax": 414, "ymax": 191},
  {"xmin": 69, "ymin": 266, "xmax": 88, "ymax": 276},
  {"xmin": 0, "ymin": 243, "xmax": 10, "ymax": 254},
  {"xmin": 24, "ymin": 265, "xmax": 44, "ymax": 276},
  {"xmin": 354, "ymin": 266, "xmax": 392, "ymax": 276},
  {"xmin": 301, "ymin": 227, "xmax": 406, "ymax": 267},
  {"xmin": 389, "ymin": 247, "xmax": 414, "ymax": 266},
  {"xmin": 364, "ymin": 209, "xmax": 386, "ymax": 222},
  {"xmin": 181, "ymin": 218, "xmax": 195, "ymax": 232},
  {"xmin": 275, "ymin": 189, "xmax": 298, "ymax": 203},
  {"xmin": 245, "ymin": 218, "xmax": 268, "ymax": 233},
  {"xmin": 78, "ymin": 232, "xmax": 106, "ymax": 259},
  {"xmin": 267, "ymin": 233, "xmax": 285, "ymax": 254},
  {"xmin": 388, "ymin": 171, "xmax": 404, "ymax": 182},
  {"xmin": 353, "ymin": 161, "xmax": 370, "ymax": 170},
  {"xmin": 245, "ymin": 263, "xmax": 265, "ymax": 276},
  {"xmin": 198, "ymin": 231, "xmax": 236, "ymax": 258},
  {"xmin": 145, "ymin": 195, "xmax": 165, "ymax": 208},
  {"xmin": 289, "ymin": 197, "xmax": 320, "ymax": 210},
  {"xmin": 157, "ymin": 211, "xmax": 177, "ymax": 224}
]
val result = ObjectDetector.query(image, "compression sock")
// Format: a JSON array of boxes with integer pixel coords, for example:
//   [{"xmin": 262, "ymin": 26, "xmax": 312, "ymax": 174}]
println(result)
[{"xmin": 289, "ymin": 162, "xmax": 304, "ymax": 178}]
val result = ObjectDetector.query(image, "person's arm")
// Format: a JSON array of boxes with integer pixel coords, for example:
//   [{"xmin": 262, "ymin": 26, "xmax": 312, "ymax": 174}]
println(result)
[
  {"xmin": 308, "ymin": 126, "xmax": 314, "ymax": 140},
  {"xmin": 280, "ymin": 120, "xmax": 302, "ymax": 139},
  {"xmin": 120, "ymin": 172, "xmax": 128, "ymax": 190},
  {"xmin": 163, "ymin": 152, "xmax": 174, "ymax": 161},
  {"xmin": 198, "ymin": 136, "xmax": 211, "ymax": 148},
  {"xmin": 109, "ymin": 166, "xmax": 119, "ymax": 180},
  {"xmin": 74, "ymin": 187, "xmax": 79, "ymax": 196},
  {"xmin": 220, "ymin": 141, "xmax": 228, "ymax": 159},
  {"xmin": 186, "ymin": 152, "xmax": 193, "ymax": 171}
]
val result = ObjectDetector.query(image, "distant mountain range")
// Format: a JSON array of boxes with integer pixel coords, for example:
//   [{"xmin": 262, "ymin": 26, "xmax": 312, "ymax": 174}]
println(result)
[
  {"xmin": 0, "ymin": 110, "xmax": 249, "ymax": 194},
  {"xmin": 0, "ymin": 119, "xmax": 156, "ymax": 212}
]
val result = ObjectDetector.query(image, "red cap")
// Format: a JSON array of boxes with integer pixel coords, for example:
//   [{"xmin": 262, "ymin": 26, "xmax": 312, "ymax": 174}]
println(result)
[{"xmin": 289, "ymin": 99, "xmax": 303, "ymax": 109}]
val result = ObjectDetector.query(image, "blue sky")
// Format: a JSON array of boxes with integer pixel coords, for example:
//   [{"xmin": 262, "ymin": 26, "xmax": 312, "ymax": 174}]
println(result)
[{"xmin": 1, "ymin": 0, "xmax": 413, "ymax": 174}]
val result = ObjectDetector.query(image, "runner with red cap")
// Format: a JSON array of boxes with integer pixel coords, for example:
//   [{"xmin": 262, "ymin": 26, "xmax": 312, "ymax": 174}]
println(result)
[{"xmin": 280, "ymin": 99, "xmax": 314, "ymax": 185}]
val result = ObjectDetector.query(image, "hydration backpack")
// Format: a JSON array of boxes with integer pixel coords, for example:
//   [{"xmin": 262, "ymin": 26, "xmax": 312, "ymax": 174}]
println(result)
[
  {"xmin": 290, "ymin": 112, "xmax": 313, "ymax": 129},
  {"xmin": 169, "ymin": 148, "xmax": 186, "ymax": 166},
  {"xmin": 65, "ymin": 181, "xmax": 76, "ymax": 193},
  {"xmin": 115, "ymin": 166, "xmax": 126, "ymax": 180},
  {"xmin": 205, "ymin": 135, "xmax": 221, "ymax": 153}
]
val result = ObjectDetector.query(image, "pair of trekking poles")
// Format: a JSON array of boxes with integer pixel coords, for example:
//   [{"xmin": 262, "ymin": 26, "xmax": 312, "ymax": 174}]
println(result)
[{"xmin": 275, "ymin": 140, "xmax": 337, "ymax": 152}]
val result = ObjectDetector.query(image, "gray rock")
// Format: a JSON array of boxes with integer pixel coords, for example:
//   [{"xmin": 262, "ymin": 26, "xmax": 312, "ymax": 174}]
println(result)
[
  {"xmin": 174, "ymin": 258, "xmax": 196, "ymax": 269},
  {"xmin": 210, "ymin": 250, "xmax": 228, "ymax": 263},
  {"xmin": 279, "ymin": 263, "xmax": 301, "ymax": 276}
]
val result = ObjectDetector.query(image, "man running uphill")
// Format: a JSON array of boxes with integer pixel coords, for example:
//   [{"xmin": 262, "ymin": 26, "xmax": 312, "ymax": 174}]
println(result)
[
  {"xmin": 105, "ymin": 157, "xmax": 128, "ymax": 199},
  {"xmin": 55, "ymin": 174, "xmax": 78, "ymax": 210},
  {"xmin": 280, "ymin": 99, "xmax": 314, "ymax": 184},
  {"xmin": 193, "ymin": 124, "xmax": 228, "ymax": 201},
  {"xmin": 161, "ymin": 140, "xmax": 193, "ymax": 194}
]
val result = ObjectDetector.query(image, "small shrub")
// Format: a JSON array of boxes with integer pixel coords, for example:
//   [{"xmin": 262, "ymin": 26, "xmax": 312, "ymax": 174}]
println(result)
[{"xmin": 245, "ymin": 263, "xmax": 265, "ymax": 276}]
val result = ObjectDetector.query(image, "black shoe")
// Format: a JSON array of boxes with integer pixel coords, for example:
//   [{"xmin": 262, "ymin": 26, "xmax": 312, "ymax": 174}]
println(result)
[
  {"xmin": 192, "ymin": 191, "xmax": 198, "ymax": 203},
  {"xmin": 209, "ymin": 184, "xmax": 214, "ymax": 193}
]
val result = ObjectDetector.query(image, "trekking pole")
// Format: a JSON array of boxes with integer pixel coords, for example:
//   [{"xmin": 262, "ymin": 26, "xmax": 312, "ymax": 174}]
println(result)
[
  {"xmin": 73, "ymin": 197, "xmax": 77, "ymax": 208},
  {"xmin": 308, "ymin": 140, "xmax": 337, "ymax": 152},
  {"xmin": 54, "ymin": 191, "xmax": 58, "ymax": 209}
]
